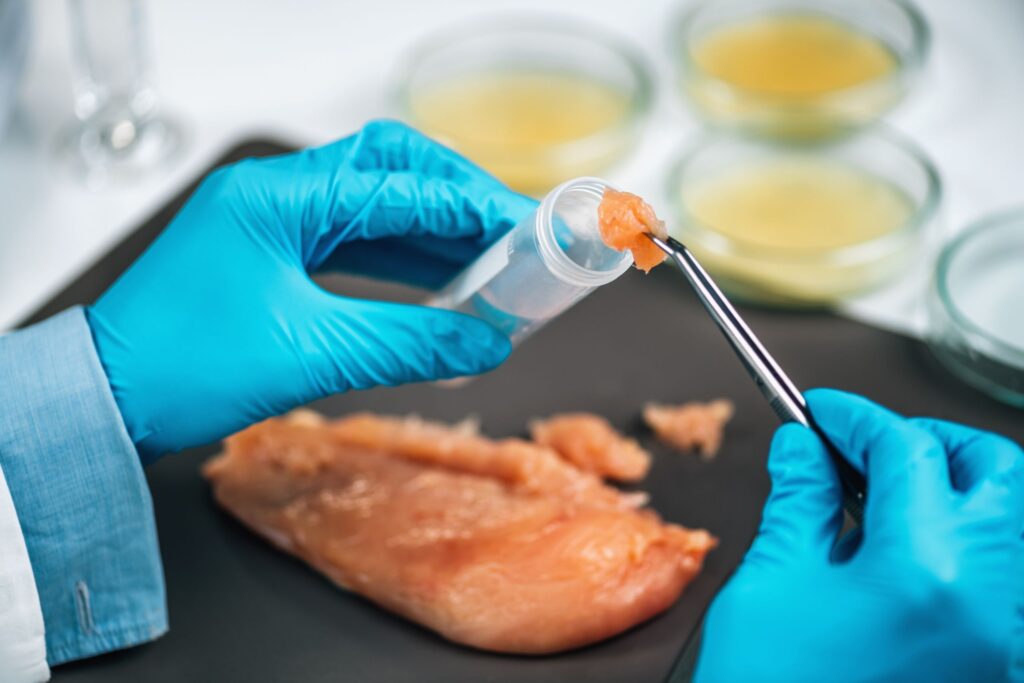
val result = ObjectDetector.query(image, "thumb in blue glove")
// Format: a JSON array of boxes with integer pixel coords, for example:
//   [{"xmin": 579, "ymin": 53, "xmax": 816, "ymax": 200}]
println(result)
[
  {"xmin": 87, "ymin": 120, "xmax": 537, "ymax": 462},
  {"xmin": 694, "ymin": 388, "xmax": 1024, "ymax": 683}
]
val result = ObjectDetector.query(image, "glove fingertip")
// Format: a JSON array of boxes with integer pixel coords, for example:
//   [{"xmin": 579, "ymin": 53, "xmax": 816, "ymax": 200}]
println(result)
[
  {"xmin": 768, "ymin": 423, "xmax": 831, "ymax": 482},
  {"xmin": 804, "ymin": 388, "xmax": 903, "ymax": 465},
  {"xmin": 771, "ymin": 422, "xmax": 820, "ymax": 453}
]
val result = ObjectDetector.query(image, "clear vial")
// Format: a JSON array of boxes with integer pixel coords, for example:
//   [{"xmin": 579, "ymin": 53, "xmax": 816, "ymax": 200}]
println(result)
[{"xmin": 429, "ymin": 177, "xmax": 633, "ymax": 346}]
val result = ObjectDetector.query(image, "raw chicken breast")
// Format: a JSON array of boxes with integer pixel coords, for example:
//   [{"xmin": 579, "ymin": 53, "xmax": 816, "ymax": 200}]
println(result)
[{"xmin": 204, "ymin": 411, "xmax": 715, "ymax": 654}]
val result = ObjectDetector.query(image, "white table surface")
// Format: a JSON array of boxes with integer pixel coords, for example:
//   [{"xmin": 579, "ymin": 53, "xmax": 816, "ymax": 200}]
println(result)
[{"xmin": 2, "ymin": 0, "xmax": 1022, "ymax": 333}]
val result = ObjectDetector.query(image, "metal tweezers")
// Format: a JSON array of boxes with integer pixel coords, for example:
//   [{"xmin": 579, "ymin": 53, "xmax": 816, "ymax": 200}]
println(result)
[{"xmin": 647, "ymin": 234, "xmax": 867, "ymax": 522}]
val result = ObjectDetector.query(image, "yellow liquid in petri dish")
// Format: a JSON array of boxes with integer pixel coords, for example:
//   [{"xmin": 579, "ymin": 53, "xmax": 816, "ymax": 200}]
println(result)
[
  {"xmin": 687, "ymin": 14, "xmax": 901, "ymax": 137},
  {"xmin": 694, "ymin": 14, "xmax": 897, "ymax": 97},
  {"xmin": 409, "ymin": 71, "xmax": 632, "ymax": 195},
  {"xmin": 682, "ymin": 158, "xmax": 915, "ymax": 304}
]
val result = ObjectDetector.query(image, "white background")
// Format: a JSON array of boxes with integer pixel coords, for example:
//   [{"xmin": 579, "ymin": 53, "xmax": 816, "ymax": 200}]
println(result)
[{"xmin": 2, "ymin": 0, "xmax": 1022, "ymax": 332}]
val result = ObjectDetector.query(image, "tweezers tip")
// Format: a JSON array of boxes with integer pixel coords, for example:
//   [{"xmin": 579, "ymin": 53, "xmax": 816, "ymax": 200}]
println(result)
[{"xmin": 644, "ymin": 232, "xmax": 674, "ymax": 255}]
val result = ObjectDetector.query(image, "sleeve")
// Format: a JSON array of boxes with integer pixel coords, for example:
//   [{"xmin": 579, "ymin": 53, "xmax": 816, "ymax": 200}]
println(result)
[{"xmin": 0, "ymin": 307, "xmax": 168, "ymax": 665}]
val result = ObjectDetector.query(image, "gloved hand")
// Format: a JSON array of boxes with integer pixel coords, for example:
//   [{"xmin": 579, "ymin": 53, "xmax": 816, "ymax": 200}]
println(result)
[
  {"xmin": 694, "ymin": 388, "xmax": 1024, "ymax": 683},
  {"xmin": 87, "ymin": 120, "xmax": 536, "ymax": 462}
]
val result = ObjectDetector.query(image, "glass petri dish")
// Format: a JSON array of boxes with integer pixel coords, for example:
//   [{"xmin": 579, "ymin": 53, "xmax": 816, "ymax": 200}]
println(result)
[
  {"xmin": 928, "ymin": 210, "xmax": 1024, "ymax": 407},
  {"xmin": 667, "ymin": 128, "xmax": 941, "ymax": 307},
  {"xmin": 672, "ymin": 0, "xmax": 929, "ymax": 139},
  {"xmin": 394, "ymin": 15, "xmax": 653, "ymax": 196}
]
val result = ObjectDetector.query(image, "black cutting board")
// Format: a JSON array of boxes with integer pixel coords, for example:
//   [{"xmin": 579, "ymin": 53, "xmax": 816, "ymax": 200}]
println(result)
[{"xmin": 30, "ymin": 140, "xmax": 1022, "ymax": 683}]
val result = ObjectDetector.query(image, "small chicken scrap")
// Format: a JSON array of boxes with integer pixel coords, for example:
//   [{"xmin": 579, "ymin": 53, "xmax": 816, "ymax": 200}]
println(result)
[
  {"xmin": 530, "ymin": 412, "xmax": 651, "ymax": 482},
  {"xmin": 643, "ymin": 400, "xmax": 735, "ymax": 459},
  {"xmin": 205, "ymin": 411, "xmax": 716, "ymax": 655}
]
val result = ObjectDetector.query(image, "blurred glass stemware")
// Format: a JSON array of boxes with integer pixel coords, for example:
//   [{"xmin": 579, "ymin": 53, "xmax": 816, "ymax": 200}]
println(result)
[{"xmin": 57, "ymin": 0, "xmax": 182, "ymax": 186}]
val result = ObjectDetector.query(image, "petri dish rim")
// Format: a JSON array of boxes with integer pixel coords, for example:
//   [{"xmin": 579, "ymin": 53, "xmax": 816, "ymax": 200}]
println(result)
[
  {"xmin": 934, "ymin": 208, "xmax": 1024, "ymax": 362},
  {"xmin": 669, "ymin": 0, "xmax": 930, "ymax": 120},
  {"xmin": 392, "ymin": 13, "xmax": 654, "ymax": 162},
  {"xmin": 666, "ymin": 125, "xmax": 942, "ymax": 269}
]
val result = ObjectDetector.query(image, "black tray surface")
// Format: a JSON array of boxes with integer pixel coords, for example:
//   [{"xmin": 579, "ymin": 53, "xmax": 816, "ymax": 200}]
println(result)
[{"xmin": 29, "ymin": 140, "xmax": 1021, "ymax": 683}]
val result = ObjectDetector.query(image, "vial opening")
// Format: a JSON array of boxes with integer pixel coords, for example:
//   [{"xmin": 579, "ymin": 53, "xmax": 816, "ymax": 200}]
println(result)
[{"xmin": 537, "ymin": 177, "xmax": 634, "ymax": 286}]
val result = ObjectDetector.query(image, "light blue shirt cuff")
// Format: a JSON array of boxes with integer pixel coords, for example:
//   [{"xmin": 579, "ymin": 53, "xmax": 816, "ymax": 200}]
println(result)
[{"xmin": 0, "ymin": 307, "xmax": 167, "ymax": 664}]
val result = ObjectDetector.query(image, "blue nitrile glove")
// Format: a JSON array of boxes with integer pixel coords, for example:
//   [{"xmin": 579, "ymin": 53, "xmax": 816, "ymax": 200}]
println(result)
[
  {"xmin": 695, "ymin": 388, "xmax": 1024, "ymax": 683},
  {"xmin": 87, "ymin": 120, "xmax": 537, "ymax": 462}
]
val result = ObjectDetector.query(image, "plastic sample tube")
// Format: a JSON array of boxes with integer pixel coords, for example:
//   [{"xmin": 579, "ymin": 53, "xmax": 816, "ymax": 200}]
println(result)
[{"xmin": 429, "ymin": 177, "xmax": 633, "ymax": 346}]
